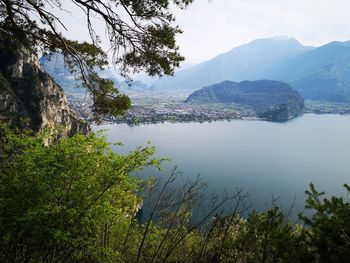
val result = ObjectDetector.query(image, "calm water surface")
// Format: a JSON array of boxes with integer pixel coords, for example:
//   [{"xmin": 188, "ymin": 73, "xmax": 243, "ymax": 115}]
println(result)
[{"xmin": 93, "ymin": 114, "xmax": 350, "ymax": 214}]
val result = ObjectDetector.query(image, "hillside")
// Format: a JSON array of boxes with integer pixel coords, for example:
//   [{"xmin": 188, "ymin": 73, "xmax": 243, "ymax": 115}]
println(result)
[
  {"xmin": 152, "ymin": 37, "xmax": 313, "ymax": 90},
  {"xmin": 153, "ymin": 38, "xmax": 350, "ymax": 103},
  {"xmin": 265, "ymin": 41, "xmax": 350, "ymax": 102},
  {"xmin": 41, "ymin": 39, "xmax": 350, "ymax": 103},
  {"xmin": 40, "ymin": 53, "xmax": 122, "ymax": 95},
  {"xmin": 0, "ymin": 47, "xmax": 89, "ymax": 136},
  {"xmin": 40, "ymin": 53, "xmax": 150, "ymax": 96},
  {"xmin": 185, "ymin": 80, "xmax": 304, "ymax": 122}
]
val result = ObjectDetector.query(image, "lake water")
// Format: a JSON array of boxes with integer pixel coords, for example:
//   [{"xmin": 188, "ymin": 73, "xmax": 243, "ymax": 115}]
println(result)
[{"xmin": 94, "ymin": 114, "xmax": 350, "ymax": 215}]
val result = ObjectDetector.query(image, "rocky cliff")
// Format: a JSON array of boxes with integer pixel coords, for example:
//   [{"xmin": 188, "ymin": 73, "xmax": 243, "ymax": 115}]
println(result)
[
  {"xmin": 185, "ymin": 80, "xmax": 304, "ymax": 122},
  {"xmin": 0, "ymin": 46, "xmax": 90, "ymax": 136}
]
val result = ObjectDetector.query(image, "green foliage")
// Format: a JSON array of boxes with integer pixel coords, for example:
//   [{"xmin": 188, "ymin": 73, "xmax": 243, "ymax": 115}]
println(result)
[
  {"xmin": 2, "ymin": 127, "xmax": 350, "ymax": 262},
  {"xmin": 196, "ymin": 209, "xmax": 308, "ymax": 263},
  {"xmin": 0, "ymin": 0, "xmax": 194, "ymax": 120},
  {"xmin": 89, "ymin": 74, "xmax": 131, "ymax": 123},
  {"xmin": 0, "ymin": 126, "xmax": 160, "ymax": 262},
  {"xmin": 299, "ymin": 183, "xmax": 350, "ymax": 262},
  {"xmin": 240, "ymin": 208, "xmax": 308, "ymax": 263}
]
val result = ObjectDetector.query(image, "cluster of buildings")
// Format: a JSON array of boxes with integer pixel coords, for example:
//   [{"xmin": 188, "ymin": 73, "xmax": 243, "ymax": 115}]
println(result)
[
  {"xmin": 111, "ymin": 102, "xmax": 257, "ymax": 125},
  {"xmin": 67, "ymin": 93, "xmax": 258, "ymax": 125},
  {"xmin": 66, "ymin": 94, "xmax": 94, "ymax": 121}
]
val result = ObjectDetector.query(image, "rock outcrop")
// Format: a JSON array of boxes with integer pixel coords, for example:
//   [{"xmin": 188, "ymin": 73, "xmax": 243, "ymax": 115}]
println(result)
[
  {"xmin": 0, "ymin": 46, "xmax": 90, "ymax": 136},
  {"xmin": 185, "ymin": 80, "xmax": 304, "ymax": 122}
]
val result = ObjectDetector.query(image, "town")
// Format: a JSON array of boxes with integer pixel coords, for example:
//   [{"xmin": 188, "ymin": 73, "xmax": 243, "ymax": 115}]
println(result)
[
  {"xmin": 68, "ymin": 91, "xmax": 350, "ymax": 126},
  {"xmin": 67, "ymin": 92, "xmax": 258, "ymax": 125}
]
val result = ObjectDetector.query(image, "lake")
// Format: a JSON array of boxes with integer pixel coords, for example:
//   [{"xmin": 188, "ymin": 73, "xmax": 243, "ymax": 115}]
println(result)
[{"xmin": 93, "ymin": 114, "xmax": 350, "ymax": 216}]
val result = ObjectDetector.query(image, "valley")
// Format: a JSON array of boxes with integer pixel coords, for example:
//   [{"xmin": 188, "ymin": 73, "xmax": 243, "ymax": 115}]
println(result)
[
  {"xmin": 68, "ymin": 88, "xmax": 350, "ymax": 125},
  {"xmin": 3, "ymin": 1, "xmax": 350, "ymax": 261},
  {"xmin": 40, "ymin": 37, "xmax": 350, "ymax": 126}
]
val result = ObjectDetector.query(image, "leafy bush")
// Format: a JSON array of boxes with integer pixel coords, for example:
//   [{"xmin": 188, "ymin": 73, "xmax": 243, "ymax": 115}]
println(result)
[
  {"xmin": 0, "ymin": 127, "xmax": 159, "ymax": 262},
  {"xmin": 1, "ymin": 127, "xmax": 350, "ymax": 262}
]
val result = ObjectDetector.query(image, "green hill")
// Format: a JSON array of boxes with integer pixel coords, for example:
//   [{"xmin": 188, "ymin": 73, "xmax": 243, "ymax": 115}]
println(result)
[{"xmin": 186, "ymin": 80, "xmax": 304, "ymax": 122}]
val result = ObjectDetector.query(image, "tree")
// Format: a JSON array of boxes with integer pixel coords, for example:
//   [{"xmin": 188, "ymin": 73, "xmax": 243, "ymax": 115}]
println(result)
[
  {"xmin": 0, "ymin": 0, "xmax": 193, "ymax": 119},
  {"xmin": 0, "ymin": 126, "xmax": 240, "ymax": 262},
  {"xmin": 0, "ymin": 126, "xmax": 161, "ymax": 262},
  {"xmin": 299, "ymin": 183, "xmax": 350, "ymax": 262}
]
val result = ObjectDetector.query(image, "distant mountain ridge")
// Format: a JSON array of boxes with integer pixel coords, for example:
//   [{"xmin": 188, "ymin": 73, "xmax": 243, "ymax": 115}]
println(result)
[
  {"xmin": 153, "ymin": 37, "xmax": 350, "ymax": 103},
  {"xmin": 39, "ymin": 53, "xmax": 150, "ymax": 96},
  {"xmin": 186, "ymin": 80, "xmax": 304, "ymax": 122},
  {"xmin": 153, "ymin": 37, "xmax": 314, "ymax": 90},
  {"xmin": 265, "ymin": 41, "xmax": 350, "ymax": 102},
  {"xmin": 41, "ymin": 38, "xmax": 350, "ymax": 103}
]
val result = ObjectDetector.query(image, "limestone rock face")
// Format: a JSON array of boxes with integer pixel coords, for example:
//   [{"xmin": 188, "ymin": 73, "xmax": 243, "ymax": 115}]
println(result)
[{"xmin": 0, "ymin": 47, "xmax": 90, "ymax": 136}]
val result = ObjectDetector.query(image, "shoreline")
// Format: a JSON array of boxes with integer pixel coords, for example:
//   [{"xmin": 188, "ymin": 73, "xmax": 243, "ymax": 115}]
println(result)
[{"xmin": 98, "ymin": 111, "xmax": 350, "ymax": 127}]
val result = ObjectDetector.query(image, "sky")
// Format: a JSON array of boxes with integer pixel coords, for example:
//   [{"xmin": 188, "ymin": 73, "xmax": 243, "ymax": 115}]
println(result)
[
  {"xmin": 56, "ymin": 0, "xmax": 350, "ymax": 64},
  {"xmin": 174, "ymin": 0, "xmax": 350, "ymax": 63}
]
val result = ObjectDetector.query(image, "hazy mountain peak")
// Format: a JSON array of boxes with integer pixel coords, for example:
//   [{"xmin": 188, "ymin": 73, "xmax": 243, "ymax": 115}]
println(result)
[
  {"xmin": 325, "ymin": 40, "xmax": 350, "ymax": 47},
  {"xmin": 153, "ymin": 37, "xmax": 311, "ymax": 90},
  {"xmin": 272, "ymin": 35, "xmax": 295, "ymax": 41},
  {"xmin": 246, "ymin": 36, "xmax": 300, "ymax": 45}
]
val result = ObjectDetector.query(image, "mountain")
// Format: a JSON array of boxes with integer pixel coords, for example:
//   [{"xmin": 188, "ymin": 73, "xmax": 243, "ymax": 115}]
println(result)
[
  {"xmin": 133, "ymin": 62, "xmax": 196, "ymax": 85},
  {"xmin": 154, "ymin": 37, "xmax": 350, "ymax": 103},
  {"xmin": 0, "ymin": 47, "xmax": 89, "ymax": 136},
  {"xmin": 41, "ymin": 39, "xmax": 350, "ymax": 103},
  {"xmin": 152, "ymin": 37, "xmax": 313, "ymax": 90},
  {"xmin": 40, "ymin": 53, "xmax": 150, "ymax": 96},
  {"xmin": 185, "ymin": 80, "xmax": 304, "ymax": 122},
  {"xmin": 265, "ymin": 41, "xmax": 350, "ymax": 102},
  {"xmin": 39, "ymin": 53, "xmax": 86, "ymax": 95}
]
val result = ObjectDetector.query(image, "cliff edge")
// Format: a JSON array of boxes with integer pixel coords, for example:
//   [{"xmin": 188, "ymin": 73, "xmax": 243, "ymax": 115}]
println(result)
[{"xmin": 0, "ymin": 46, "xmax": 89, "ymax": 136}]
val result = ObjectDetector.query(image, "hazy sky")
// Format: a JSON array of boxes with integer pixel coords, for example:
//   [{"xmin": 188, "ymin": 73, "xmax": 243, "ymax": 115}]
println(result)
[
  {"xmin": 57, "ymin": 0, "xmax": 350, "ymax": 64},
  {"xmin": 174, "ymin": 0, "xmax": 350, "ymax": 63}
]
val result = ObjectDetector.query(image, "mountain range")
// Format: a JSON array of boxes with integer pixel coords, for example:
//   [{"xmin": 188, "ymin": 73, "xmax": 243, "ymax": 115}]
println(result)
[
  {"xmin": 41, "ymin": 37, "xmax": 350, "ymax": 103},
  {"xmin": 40, "ymin": 53, "xmax": 149, "ymax": 96},
  {"xmin": 152, "ymin": 37, "xmax": 350, "ymax": 102}
]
